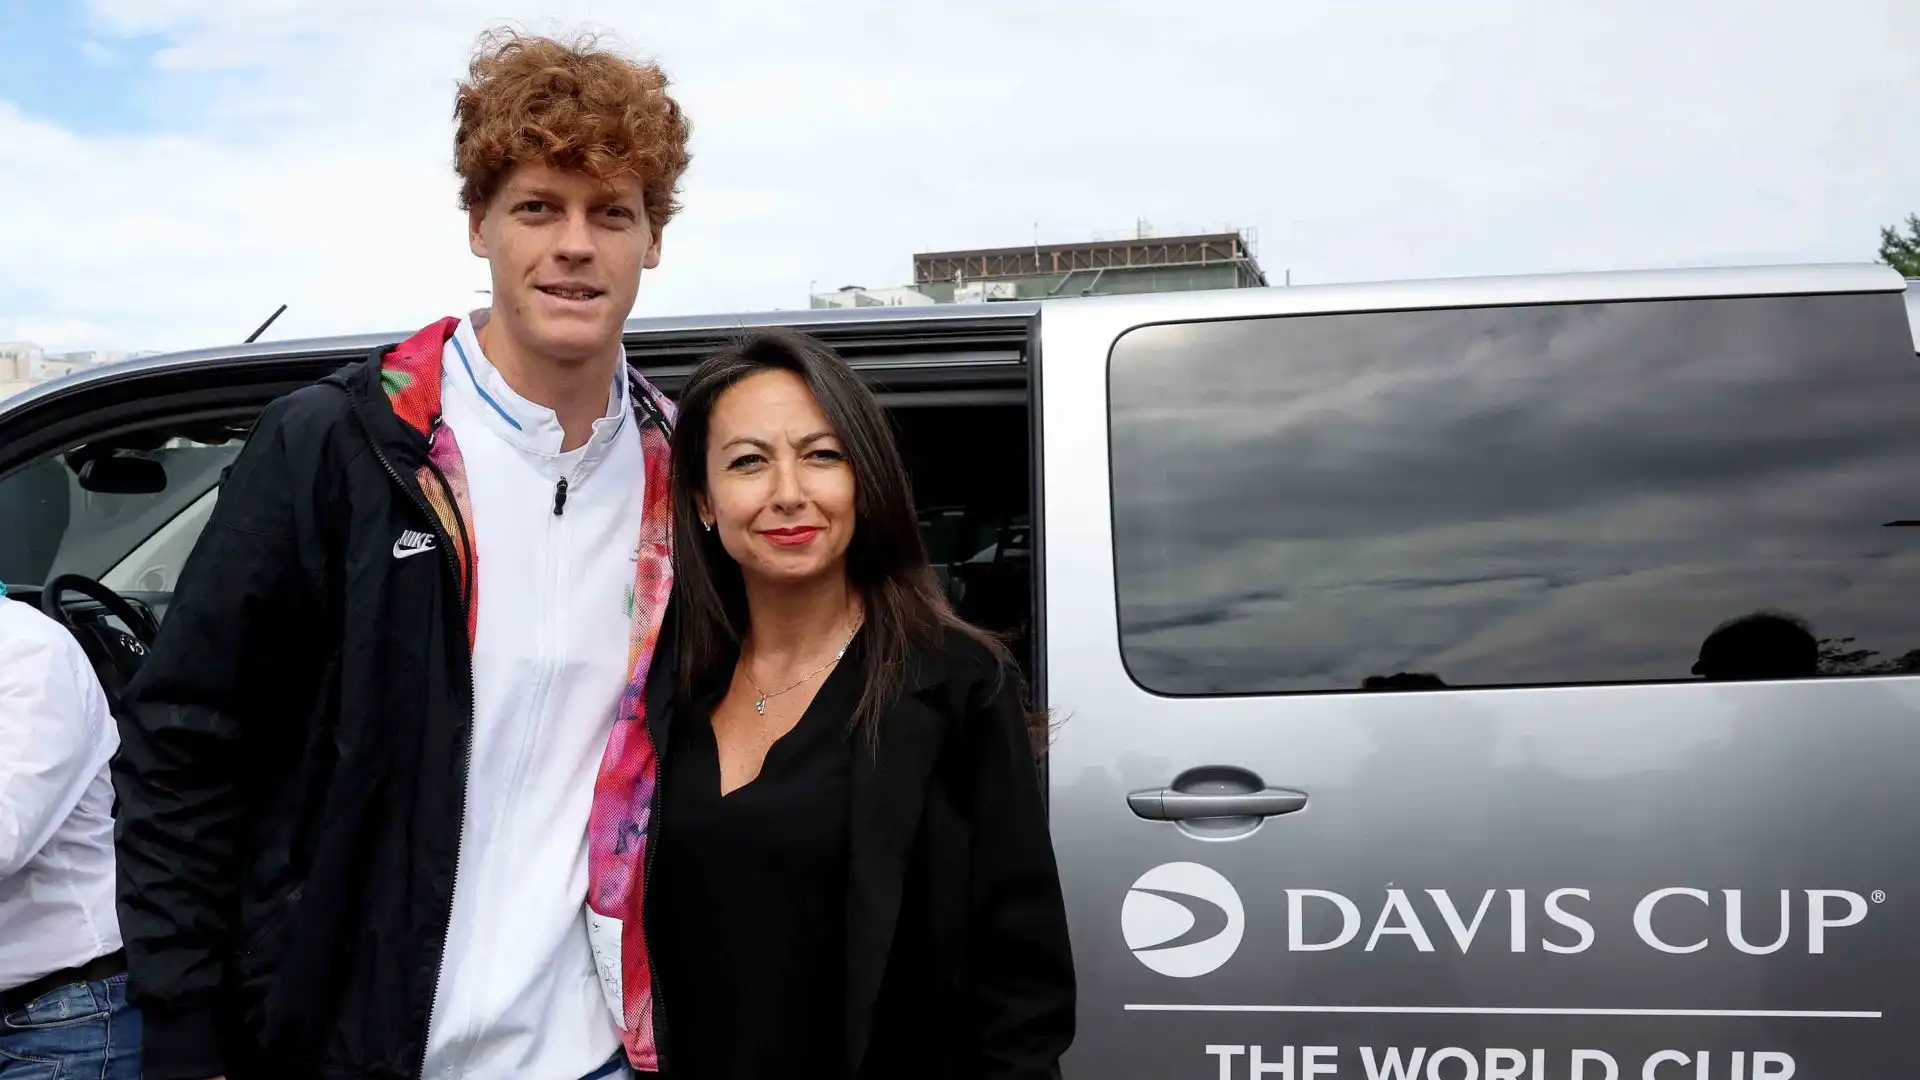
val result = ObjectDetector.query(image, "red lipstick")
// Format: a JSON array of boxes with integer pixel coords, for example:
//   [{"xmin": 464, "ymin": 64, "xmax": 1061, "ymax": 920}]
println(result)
[{"xmin": 761, "ymin": 526, "xmax": 821, "ymax": 548}]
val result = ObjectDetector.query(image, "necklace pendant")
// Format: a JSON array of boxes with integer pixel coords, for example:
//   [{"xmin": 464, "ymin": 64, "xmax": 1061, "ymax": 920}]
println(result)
[{"xmin": 754, "ymin": 695, "xmax": 767, "ymax": 715}]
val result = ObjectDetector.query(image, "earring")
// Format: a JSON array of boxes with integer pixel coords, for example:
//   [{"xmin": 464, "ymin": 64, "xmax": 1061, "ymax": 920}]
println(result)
[{"xmin": 703, "ymin": 519, "xmax": 713, "ymax": 532}]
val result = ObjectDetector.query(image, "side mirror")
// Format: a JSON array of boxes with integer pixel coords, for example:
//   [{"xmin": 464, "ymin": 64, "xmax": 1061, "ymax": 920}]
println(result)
[{"xmin": 75, "ymin": 453, "xmax": 167, "ymax": 495}]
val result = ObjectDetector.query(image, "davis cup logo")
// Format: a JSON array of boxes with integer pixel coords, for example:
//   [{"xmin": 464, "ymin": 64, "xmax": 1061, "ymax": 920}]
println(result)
[{"xmin": 1123, "ymin": 862, "xmax": 1245, "ymax": 977}]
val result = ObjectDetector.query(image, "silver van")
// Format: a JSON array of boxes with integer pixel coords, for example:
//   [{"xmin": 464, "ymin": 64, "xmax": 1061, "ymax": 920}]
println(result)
[{"xmin": 5, "ymin": 264, "xmax": 1918, "ymax": 1078}]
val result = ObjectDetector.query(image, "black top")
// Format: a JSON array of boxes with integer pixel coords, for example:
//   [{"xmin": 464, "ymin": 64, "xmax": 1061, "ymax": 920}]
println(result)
[{"xmin": 655, "ymin": 641, "xmax": 857, "ymax": 1080}]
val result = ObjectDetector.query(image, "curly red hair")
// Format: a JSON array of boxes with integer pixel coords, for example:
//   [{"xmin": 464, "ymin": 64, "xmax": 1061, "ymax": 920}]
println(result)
[{"xmin": 454, "ymin": 29, "xmax": 692, "ymax": 231}]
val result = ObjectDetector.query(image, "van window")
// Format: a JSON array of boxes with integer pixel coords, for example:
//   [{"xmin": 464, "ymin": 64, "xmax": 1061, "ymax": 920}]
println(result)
[
  {"xmin": 0, "ymin": 436, "xmax": 240, "ymax": 589},
  {"xmin": 1109, "ymin": 292, "xmax": 1920, "ymax": 695}
]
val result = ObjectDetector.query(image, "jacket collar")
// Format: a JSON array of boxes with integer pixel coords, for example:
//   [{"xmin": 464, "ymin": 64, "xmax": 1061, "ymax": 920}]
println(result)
[
  {"xmin": 379, "ymin": 316, "xmax": 458, "ymax": 438},
  {"xmin": 335, "ymin": 317, "xmax": 675, "ymax": 473},
  {"xmin": 332, "ymin": 316, "xmax": 460, "ymax": 479},
  {"xmin": 446, "ymin": 313, "xmax": 632, "ymax": 459}
]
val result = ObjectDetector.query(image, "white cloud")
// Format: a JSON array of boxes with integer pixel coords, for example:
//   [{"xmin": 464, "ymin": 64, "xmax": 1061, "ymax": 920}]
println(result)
[{"xmin": 2, "ymin": 0, "xmax": 1916, "ymax": 352}]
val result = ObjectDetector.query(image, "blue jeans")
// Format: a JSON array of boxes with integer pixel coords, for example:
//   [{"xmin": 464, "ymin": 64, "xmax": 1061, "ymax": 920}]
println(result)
[
  {"xmin": 581, "ymin": 1048, "xmax": 635, "ymax": 1079},
  {"xmin": 0, "ymin": 972, "xmax": 141, "ymax": 1079}
]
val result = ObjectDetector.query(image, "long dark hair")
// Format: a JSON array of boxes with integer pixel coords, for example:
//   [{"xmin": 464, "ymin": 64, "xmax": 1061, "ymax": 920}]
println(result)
[{"xmin": 669, "ymin": 327, "xmax": 1028, "ymax": 745}]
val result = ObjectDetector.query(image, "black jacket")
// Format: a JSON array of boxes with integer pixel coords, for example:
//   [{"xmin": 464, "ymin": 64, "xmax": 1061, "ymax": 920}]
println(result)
[
  {"xmin": 112, "ymin": 335, "xmax": 674, "ymax": 1080},
  {"xmin": 850, "ymin": 635, "xmax": 1077, "ymax": 1079},
  {"xmin": 650, "ymin": 632, "xmax": 1077, "ymax": 1079}
]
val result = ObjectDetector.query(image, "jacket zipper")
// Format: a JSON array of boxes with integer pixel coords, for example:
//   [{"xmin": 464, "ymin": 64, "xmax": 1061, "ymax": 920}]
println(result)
[
  {"xmin": 379, "ymin": 386, "xmax": 669, "ymax": 1074},
  {"xmin": 553, "ymin": 447, "xmax": 590, "ymax": 515},
  {"xmin": 368, "ymin": 422, "xmax": 475, "ymax": 1080}
]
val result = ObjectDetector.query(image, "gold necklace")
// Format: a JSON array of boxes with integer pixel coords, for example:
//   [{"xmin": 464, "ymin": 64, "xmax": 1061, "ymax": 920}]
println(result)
[{"xmin": 743, "ymin": 619, "xmax": 862, "ymax": 715}]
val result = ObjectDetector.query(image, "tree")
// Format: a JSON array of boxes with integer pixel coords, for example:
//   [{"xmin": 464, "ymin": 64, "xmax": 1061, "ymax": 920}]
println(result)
[
  {"xmin": 1817, "ymin": 636, "xmax": 1920, "ymax": 676},
  {"xmin": 1880, "ymin": 213, "xmax": 1920, "ymax": 277}
]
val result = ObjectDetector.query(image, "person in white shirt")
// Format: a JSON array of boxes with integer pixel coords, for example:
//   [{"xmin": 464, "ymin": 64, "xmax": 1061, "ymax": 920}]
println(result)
[
  {"xmin": 112, "ymin": 27, "xmax": 689, "ymax": 1080},
  {"xmin": 0, "ymin": 584, "xmax": 142, "ymax": 1078}
]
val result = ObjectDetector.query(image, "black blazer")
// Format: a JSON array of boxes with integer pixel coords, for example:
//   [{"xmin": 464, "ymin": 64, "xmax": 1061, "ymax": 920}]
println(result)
[{"xmin": 651, "ymin": 628, "xmax": 1076, "ymax": 1079}]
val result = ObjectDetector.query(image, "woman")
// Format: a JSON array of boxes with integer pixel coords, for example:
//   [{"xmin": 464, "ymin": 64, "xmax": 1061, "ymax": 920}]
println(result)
[{"xmin": 648, "ymin": 327, "xmax": 1074, "ymax": 1079}]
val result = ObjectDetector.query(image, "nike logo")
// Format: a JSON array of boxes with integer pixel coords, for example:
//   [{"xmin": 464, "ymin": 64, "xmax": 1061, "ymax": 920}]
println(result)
[
  {"xmin": 1133, "ymin": 888, "xmax": 1233, "ymax": 952},
  {"xmin": 392, "ymin": 529, "xmax": 437, "ymax": 560}
]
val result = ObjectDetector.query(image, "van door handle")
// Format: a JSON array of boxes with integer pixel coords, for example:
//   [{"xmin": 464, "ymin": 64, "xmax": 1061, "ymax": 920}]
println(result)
[{"xmin": 1127, "ymin": 787, "xmax": 1309, "ymax": 821}]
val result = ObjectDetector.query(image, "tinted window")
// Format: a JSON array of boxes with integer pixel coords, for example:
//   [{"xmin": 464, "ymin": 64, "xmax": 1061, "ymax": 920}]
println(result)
[{"xmin": 1110, "ymin": 292, "xmax": 1920, "ymax": 695}]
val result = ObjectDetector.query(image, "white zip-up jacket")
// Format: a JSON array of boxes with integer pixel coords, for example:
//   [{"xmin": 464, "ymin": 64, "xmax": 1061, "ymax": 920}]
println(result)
[{"xmin": 419, "ymin": 315, "xmax": 644, "ymax": 1080}]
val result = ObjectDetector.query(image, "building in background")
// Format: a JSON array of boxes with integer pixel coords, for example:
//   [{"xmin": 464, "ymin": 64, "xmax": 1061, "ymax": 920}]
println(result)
[
  {"xmin": 809, "ymin": 284, "xmax": 941, "ymax": 309},
  {"xmin": 0, "ymin": 343, "xmax": 44, "ymax": 382},
  {"xmin": 0, "ymin": 343, "xmax": 43, "ymax": 401},
  {"xmin": 41, "ymin": 350, "xmax": 149, "ymax": 379},
  {"xmin": 811, "ymin": 227, "xmax": 1268, "ymax": 309},
  {"xmin": 914, "ymin": 230, "xmax": 1268, "ymax": 301},
  {"xmin": 0, "ymin": 345, "xmax": 158, "ymax": 402}
]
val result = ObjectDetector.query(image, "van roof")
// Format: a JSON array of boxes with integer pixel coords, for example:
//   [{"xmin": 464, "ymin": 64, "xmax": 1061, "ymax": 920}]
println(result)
[{"xmin": 9, "ymin": 262, "xmax": 1913, "ymax": 411}]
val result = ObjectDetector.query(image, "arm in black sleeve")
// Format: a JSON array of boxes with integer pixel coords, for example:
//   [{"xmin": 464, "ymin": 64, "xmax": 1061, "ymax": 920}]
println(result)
[
  {"xmin": 962, "ymin": 660, "xmax": 1077, "ymax": 1079},
  {"xmin": 114, "ymin": 394, "xmax": 332, "ymax": 1080}
]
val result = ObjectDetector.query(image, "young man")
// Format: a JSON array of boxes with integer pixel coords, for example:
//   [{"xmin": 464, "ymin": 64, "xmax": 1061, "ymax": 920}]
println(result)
[
  {"xmin": 114, "ymin": 30, "xmax": 690, "ymax": 1080},
  {"xmin": 0, "ymin": 585, "xmax": 142, "ymax": 1079}
]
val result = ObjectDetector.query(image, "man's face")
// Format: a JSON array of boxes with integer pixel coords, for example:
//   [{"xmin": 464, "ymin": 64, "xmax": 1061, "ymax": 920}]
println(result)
[{"xmin": 469, "ymin": 161, "xmax": 661, "ymax": 366}]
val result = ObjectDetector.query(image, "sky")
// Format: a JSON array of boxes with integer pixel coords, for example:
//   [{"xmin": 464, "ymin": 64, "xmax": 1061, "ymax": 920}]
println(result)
[{"xmin": 0, "ymin": 0, "xmax": 1914, "ymax": 354}]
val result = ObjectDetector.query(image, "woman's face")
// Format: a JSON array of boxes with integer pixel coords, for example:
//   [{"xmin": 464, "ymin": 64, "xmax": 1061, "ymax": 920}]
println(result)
[{"xmin": 698, "ymin": 368, "xmax": 857, "ymax": 589}]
